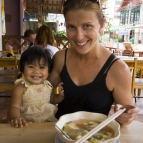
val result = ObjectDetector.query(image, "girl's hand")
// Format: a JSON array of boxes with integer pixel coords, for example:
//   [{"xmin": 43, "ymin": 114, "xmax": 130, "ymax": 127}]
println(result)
[
  {"xmin": 51, "ymin": 82, "xmax": 64, "ymax": 104},
  {"xmin": 10, "ymin": 118, "xmax": 28, "ymax": 128},
  {"xmin": 114, "ymin": 104, "xmax": 139, "ymax": 125},
  {"xmin": 55, "ymin": 82, "xmax": 64, "ymax": 97}
]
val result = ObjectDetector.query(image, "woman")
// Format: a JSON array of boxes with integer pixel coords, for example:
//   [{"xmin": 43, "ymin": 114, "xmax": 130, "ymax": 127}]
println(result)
[
  {"xmin": 48, "ymin": 0, "xmax": 139, "ymax": 125},
  {"xmin": 34, "ymin": 25, "xmax": 59, "ymax": 58}
]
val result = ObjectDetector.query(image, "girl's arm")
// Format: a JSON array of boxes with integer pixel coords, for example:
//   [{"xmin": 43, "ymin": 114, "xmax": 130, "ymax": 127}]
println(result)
[{"xmin": 7, "ymin": 83, "xmax": 28, "ymax": 128}]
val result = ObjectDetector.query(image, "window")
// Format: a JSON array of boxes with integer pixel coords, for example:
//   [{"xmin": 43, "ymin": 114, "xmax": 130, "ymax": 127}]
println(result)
[
  {"xmin": 120, "ymin": 10, "xmax": 129, "ymax": 25},
  {"xmin": 120, "ymin": 6, "xmax": 140, "ymax": 25},
  {"xmin": 130, "ymin": 6, "xmax": 140, "ymax": 24}
]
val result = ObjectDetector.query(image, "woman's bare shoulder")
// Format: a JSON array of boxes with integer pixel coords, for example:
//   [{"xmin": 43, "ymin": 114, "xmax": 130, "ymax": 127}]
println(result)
[
  {"xmin": 53, "ymin": 48, "xmax": 73, "ymax": 64},
  {"xmin": 106, "ymin": 58, "xmax": 132, "ymax": 91},
  {"xmin": 54, "ymin": 48, "xmax": 67, "ymax": 59},
  {"xmin": 108, "ymin": 58, "xmax": 131, "ymax": 83},
  {"xmin": 109, "ymin": 59, "xmax": 130, "ymax": 75},
  {"xmin": 52, "ymin": 49, "xmax": 68, "ymax": 73}
]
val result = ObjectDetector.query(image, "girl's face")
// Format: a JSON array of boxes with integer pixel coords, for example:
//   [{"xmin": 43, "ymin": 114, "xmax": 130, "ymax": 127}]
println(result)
[
  {"xmin": 65, "ymin": 9, "xmax": 102, "ymax": 54},
  {"xmin": 23, "ymin": 58, "xmax": 48, "ymax": 85}
]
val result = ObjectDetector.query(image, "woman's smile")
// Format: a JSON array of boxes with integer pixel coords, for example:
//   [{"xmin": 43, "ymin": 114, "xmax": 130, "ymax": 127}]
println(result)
[{"xmin": 65, "ymin": 9, "xmax": 101, "ymax": 54}]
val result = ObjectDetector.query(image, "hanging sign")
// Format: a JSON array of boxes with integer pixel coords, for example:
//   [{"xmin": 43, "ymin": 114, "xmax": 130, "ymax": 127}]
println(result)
[
  {"xmin": 1, "ymin": 0, "xmax": 6, "ymax": 34},
  {"xmin": 118, "ymin": 30, "xmax": 129, "ymax": 35}
]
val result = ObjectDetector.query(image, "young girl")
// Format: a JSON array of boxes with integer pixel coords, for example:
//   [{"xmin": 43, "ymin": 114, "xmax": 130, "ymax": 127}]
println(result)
[{"xmin": 7, "ymin": 46, "xmax": 64, "ymax": 128}]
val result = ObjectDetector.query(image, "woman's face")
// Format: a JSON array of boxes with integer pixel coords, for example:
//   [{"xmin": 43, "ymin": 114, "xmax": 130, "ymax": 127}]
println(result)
[{"xmin": 65, "ymin": 9, "xmax": 102, "ymax": 54}]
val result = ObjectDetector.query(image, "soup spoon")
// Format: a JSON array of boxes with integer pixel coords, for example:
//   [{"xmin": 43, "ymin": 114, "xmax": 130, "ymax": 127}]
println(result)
[{"xmin": 55, "ymin": 124, "xmax": 71, "ymax": 139}]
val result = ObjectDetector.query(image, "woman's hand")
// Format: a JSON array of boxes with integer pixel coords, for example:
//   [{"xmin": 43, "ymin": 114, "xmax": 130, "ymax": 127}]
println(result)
[
  {"xmin": 114, "ymin": 104, "xmax": 139, "ymax": 125},
  {"xmin": 10, "ymin": 118, "xmax": 28, "ymax": 128}
]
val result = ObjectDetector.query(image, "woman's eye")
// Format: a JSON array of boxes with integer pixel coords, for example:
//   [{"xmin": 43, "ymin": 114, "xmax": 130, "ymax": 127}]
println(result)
[
  {"xmin": 84, "ymin": 24, "xmax": 92, "ymax": 29},
  {"xmin": 67, "ymin": 25, "xmax": 75, "ymax": 30}
]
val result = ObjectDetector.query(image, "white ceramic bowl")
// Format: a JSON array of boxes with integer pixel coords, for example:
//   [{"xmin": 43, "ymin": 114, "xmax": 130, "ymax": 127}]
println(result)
[{"xmin": 55, "ymin": 111, "xmax": 120, "ymax": 143}]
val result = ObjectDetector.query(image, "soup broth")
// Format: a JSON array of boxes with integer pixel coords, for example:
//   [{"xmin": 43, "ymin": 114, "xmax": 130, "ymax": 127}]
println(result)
[{"xmin": 62, "ymin": 119, "xmax": 114, "ymax": 143}]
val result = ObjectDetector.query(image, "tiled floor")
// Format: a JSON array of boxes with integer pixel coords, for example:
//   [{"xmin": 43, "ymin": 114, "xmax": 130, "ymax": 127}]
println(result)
[{"xmin": 0, "ymin": 90, "xmax": 143, "ymax": 122}]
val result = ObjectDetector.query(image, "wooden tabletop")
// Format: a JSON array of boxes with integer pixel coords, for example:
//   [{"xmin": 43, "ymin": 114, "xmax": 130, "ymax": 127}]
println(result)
[
  {"xmin": 118, "ymin": 56, "xmax": 143, "ymax": 60},
  {"xmin": 133, "ymin": 51, "xmax": 143, "ymax": 57},
  {"xmin": 0, "ymin": 121, "xmax": 143, "ymax": 143}
]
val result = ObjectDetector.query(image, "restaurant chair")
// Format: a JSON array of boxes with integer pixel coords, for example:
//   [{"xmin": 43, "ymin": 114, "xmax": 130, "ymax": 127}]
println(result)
[
  {"xmin": 138, "ymin": 68, "xmax": 143, "ymax": 96},
  {"xmin": 0, "ymin": 56, "xmax": 18, "ymax": 94},
  {"xmin": 134, "ymin": 60, "xmax": 143, "ymax": 102},
  {"xmin": 124, "ymin": 58, "xmax": 137, "ymax": 99},
  {"xmin": 123, "ymin": 42, "xmax": 134, "ymax": 51},
  {"xmin": 122, "ymin": 50, "xmax": 133, "ymax": 57},
  {"xmin": 124, "ymin": 58, "xmax": 143, "ymax": 102}
]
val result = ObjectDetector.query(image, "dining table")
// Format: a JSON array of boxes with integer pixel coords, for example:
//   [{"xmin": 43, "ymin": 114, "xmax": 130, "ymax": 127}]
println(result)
[
  {"xmin": 133, "ymin": 50, "xmax": 143, "ymax": 57},
  {"xmin": 117, "ymin": 56, "xmax": 143, "ymax": 60},
  {"xmin": 0, "ymin": 120, "xmax": 143, "ymax": 143},
  {"xmin": 106, "ymin": 46, "xmax": 118, "ymax": 52}
]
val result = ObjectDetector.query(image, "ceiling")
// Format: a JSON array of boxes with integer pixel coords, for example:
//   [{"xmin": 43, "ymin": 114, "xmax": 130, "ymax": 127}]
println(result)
[
  {"xmin": 24, "ymin": 0, "xmax": 63, "ymax": 17},
  {"xmin": 24, "ymin": 0, "xmax": 107, "ymax": 18}
]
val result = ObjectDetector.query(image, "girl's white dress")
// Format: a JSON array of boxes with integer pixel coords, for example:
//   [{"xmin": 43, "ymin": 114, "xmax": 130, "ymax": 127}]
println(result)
[{"xmin": 15, "ymin": 77, "xmax": 58, "ymax": 122}]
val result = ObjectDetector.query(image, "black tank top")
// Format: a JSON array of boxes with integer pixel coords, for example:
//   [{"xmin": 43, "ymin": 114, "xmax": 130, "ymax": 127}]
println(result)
[{"xmin": 56, "ymin": 49, "xmax": 119, "ymax": 119}]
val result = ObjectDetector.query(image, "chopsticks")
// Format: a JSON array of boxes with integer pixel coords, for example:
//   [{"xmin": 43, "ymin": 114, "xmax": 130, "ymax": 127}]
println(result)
[{"xmin": 75, "ymin": 108, "xmax": 126, "ymax": 143}]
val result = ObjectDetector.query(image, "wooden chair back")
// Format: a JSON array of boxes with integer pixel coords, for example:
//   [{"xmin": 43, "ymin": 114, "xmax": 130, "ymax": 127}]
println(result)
[
  {"xmin": 2, "ymin": 35, "xmax": 29, "ymax": 54},
  {"xmin": 134, "ymin": 59, "xmax": 143, "ymax": 102},
  {"xmin": 124, "ymin": 58, "xmax": 137, "ymax": 97},
  {"xmin": 2, "ymin": 35, "xmax": 71, "ymax": 52},
  {"xmin": 122, "ymin": 50, "xmax": 133, "ymax": 57},
  {"xmin": 54, "ymin": 37, "xmax": 71, "ymax": 49},
  {"xmin": 0, "ymin": 56, "xmax": 18, "ymax": 90},
  {"xmin": 123, "ymin": 42, "xmax": 133, "ymax": 51}
]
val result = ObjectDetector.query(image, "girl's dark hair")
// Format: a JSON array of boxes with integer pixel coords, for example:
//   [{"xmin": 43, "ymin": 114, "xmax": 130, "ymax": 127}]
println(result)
[{"xmin": 20, "ymin": 46, "xmax": 52, "ymax": 73}]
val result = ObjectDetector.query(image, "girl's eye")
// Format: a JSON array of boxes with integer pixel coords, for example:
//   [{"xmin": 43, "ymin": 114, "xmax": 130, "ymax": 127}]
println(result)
[
  {"xmin": 28, "ymin": 65, "xmax": 34, "ymax": 68},
  {"xmin": 40, "ymin": 66, "xmax": 47, "ymax": 69}
]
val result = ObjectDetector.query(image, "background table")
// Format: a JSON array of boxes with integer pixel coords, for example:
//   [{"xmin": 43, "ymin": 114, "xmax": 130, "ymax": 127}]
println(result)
[
  {"xmin": 0, "ymin": 121, "xmax": 143, "ymax": 143},
  {"xmin": 133, "ymin": 50, "xmax": 143, "ymax": 57}
]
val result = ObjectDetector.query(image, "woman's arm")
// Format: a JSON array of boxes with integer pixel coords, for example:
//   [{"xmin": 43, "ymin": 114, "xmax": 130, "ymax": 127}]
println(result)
[
  {"xmin": 7, "ymin": 84, "xmax": 27, "ymax": 128},
  {"xmin": 48, "ymin": 50, "xmax": 65, "ymax": 104},
  {"xmin": 107, "ymin": 60, "xmax": 139, "ymax": 125}
]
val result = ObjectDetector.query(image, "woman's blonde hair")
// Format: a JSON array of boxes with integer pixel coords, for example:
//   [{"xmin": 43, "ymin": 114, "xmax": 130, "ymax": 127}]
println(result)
[
  {"xmin": 35, "ymin": 25, "xmax": 55, "ymax": 47},
  {"xmin": 63, "ymin": 0, "xmax": 104, "ymax": 24}
]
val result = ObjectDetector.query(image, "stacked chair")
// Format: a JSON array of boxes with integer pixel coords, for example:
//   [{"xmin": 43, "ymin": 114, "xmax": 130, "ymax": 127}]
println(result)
[{"xmin": 0, "ymin": 56, "xmax": 18, "ymax": 98}]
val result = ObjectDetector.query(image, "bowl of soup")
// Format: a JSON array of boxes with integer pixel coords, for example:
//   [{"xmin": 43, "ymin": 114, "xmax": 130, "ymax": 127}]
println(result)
[{"xmin": 55, "ymin": 111, "xmax": 120, "ymax": 143}]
